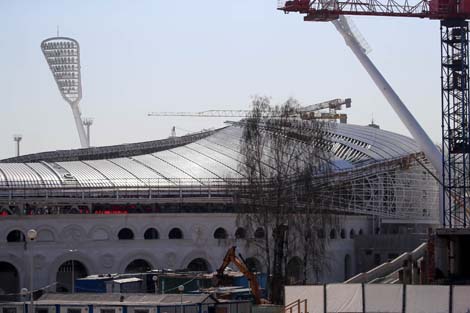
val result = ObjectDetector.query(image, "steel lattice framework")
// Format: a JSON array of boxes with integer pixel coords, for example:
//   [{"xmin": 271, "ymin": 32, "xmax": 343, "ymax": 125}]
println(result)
[
  {"xmin": 314, "ymin": 154, "xmax": 439, "ymax": 220},
  {"xmin": 0, "ymin": 123, "xmax": 440, "ymax": 222},
  {"xmin": 0, "ymin": 160, "xmax": 438, "ymax": 222},
  {"xmin": 0, "ymin": 154, "xmax": 439, "ymax": 221},
  {"xmin": 441, "ymin": 20, "xmax": 470, "ymax": 227}
]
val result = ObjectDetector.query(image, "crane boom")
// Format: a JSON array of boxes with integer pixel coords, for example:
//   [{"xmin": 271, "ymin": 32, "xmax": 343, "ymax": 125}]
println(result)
[
  {"xmin": 279, "ymin": 0, "xmax": 470, "ymax": 20},
  {"xmin": 149, "ymin": 98, "xmax": 351, "ymax": 122},
  {"xmin": 299, "ymin": 97, "xmax": 351, "ymax": 112},
  {"xmin": 332, "ymin": 17, "xmax": 442, "ymax": 175},
  {"xmin": 149, "ymin": 110, "xmax": 252, "ymax": 117}
]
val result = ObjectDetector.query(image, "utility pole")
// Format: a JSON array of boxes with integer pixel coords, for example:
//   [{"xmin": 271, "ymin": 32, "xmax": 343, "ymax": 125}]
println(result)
[
  {"xmin": 13, "ymin": 134, "xmax": 22, "ymax": 157},
  {"xmin": 82, "ymin": 117, "xmax": 93, "ymax": 147}
]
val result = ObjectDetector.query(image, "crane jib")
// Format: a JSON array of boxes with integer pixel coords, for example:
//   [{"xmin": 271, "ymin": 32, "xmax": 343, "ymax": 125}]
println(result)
[{"xmin": 279, "ymin": 0, "xmax": 470, "ymax": 20}]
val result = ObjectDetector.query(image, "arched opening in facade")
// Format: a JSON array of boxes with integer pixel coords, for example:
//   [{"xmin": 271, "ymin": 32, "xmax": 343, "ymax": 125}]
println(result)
[
  {"xmin": 254, "ymin": 227, "xmax": 265, "ymax": 239},
  {"xmin": 358, "ymin": 229, "xmax": 364, "ymax": 236},
  {"xmin": 340, "ymin": 229, "xmax": 346, "ymax": 239},
  {"xmin": 56, "ymin": 260, "xmax": 88, "ymax": 292},
  {"xmin": 6, "ymin": 230, "xmax": 25, "ymax": 242},
  {"xmin": 350, "ymin": 229, "xmax": 356, "ymax": 239},
  {"xmin": 213, "ymin": 227, "xmax": 228, "ymax": 239},
  {"xmin": 245, "ymin": 257, "xmax": 262, "ymax": 273},
  {"xmin": 330, "ymin": 229, "xmax": 337, "ymax": 239},
  {"xmin": 187, "ymin": 258, "xmax": 211, "ymax": 272},
  {"xmin": 169, "ymin": 228, "xmax": 183, "ymax": 239},
  {"xmin": 144, "ymin": 228, "xmax": 159, "ymax": 240},
  {"xmin": 286, "ymin": 257, "xmax": 304, "ymax": 285},
  {"xmin": 118, "ymin": 228, "xmax": 134, "ymax": 240},
  {"xmin": 235, "ymin": 227, "xmax": 246, "ymax": 239},
  {"xmin": 125, "ymin": 259, "xmax": 152, "ymax": 273},
  {"xmin": 37, "ymin": 229, "xmax": 55, "ymax": 242},
  {"xmin": 344, "ymin": 254, "xmax": 352, "ymax": 280},
  {"xmin": 0, "ymin": 262, "xmax": 19, "ymax": 294}
]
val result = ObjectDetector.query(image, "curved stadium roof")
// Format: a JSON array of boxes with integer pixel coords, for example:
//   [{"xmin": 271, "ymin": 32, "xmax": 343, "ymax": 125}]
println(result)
[{"xmin": 0, "ymin": 123, "xmax": 421, "ymax": 188}]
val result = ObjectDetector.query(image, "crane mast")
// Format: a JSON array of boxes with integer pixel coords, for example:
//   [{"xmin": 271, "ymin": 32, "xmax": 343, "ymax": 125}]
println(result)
[
  {"xmin": 279, "ymin": 0, "xmax": 470, "ymax": 228},
  {"xmin": 441, "ymin": 20, "xmax": 470, "ymax": 229}
]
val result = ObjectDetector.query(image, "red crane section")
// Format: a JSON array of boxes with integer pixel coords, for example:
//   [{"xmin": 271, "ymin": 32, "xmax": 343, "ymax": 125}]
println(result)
[{"xmin": 279, "ymin": 0, "xmax": 470, "ymax": 20}]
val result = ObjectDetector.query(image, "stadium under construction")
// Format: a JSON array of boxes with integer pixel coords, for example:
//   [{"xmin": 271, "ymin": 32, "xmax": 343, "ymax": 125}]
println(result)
[
  {"xmin": 3, "ymin": 14, "xmax": 470, "ymax": 302},
  {"xmin": 0, "ymin": 119, "xmax": 440, "ymax": 294}
]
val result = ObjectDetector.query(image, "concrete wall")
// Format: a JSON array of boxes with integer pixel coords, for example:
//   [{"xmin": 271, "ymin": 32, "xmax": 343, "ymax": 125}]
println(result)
[
  {"xmin": 354, "ymin": 234, "xmax": 428, "ymax": 274},
  {"xmin": 0, "ymin": 213, "xmax": 370, "ymax": 293}
]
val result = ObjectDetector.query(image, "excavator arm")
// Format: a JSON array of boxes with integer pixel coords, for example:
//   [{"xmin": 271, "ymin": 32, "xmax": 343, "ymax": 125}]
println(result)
[{"xmin": 216, "ymin": 246, "xmax": 262, "ymax": 305}]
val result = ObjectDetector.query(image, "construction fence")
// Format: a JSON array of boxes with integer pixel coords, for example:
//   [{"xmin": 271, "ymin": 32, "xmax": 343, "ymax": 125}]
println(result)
[{"xmin": 285, "ymin": 284, "xmax": 470, "ymax": 313}]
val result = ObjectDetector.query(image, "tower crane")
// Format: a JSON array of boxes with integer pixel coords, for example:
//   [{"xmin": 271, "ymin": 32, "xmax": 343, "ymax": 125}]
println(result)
[
  {"xmin": 279, "ymin": 0, "xmax": 470, "ymax": 228},
  {"xmin": 148, "ymin": 98, "xmax": 351, "ymax": 123}
]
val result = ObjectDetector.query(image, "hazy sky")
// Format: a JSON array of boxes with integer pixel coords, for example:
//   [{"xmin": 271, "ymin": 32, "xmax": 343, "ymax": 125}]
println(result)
[{"xmin": 0, "ymin": 1, "xmax": 441, "ymax": 159}]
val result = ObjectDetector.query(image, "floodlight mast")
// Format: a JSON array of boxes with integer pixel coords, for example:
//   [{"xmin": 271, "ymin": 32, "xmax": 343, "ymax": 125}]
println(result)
[{"xmin": 41, "ymin": 37, "xmax": 89, "ymax": 148}]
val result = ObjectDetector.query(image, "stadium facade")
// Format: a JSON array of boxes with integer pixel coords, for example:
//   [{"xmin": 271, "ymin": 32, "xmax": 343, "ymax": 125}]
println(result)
[{"xmin": 0, "ymin": 123, "xmax": 439, "ymax": 294}]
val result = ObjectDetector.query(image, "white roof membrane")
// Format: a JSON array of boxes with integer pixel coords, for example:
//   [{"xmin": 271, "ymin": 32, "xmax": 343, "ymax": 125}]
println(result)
[{"xmin": 0, "ymin": 124, "xmax": 421, "ymax": 188}]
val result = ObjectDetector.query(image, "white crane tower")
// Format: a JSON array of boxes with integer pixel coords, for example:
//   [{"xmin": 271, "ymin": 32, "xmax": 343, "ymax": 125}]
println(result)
[
  {"xmin": 41, "ymin": 37, "xmax": 89, "ymax": 148},
  {"xmin": 332, "ymin": 17, "xmax": 442, "ymax": 176}
]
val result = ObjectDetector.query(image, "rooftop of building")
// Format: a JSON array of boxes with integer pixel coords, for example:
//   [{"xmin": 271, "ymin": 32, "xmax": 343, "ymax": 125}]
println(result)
[
  {"xmin": 0, "ymin": 123, "xmax": 420, "ymax": 189},
  {"xmin": 31, "ymin": 293, "xmax": 217, "ymax": 306}
]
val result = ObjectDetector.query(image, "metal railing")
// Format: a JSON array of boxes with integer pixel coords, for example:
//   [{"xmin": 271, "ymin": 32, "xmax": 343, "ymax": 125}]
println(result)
[
  {"xmin": 285, "ymin": 299, "xmax": 308, "ymax": 313},
  {"xmin": 345, "ymin": 242, "xmax": 428, "ymax": 284},
  {"xmin": 0, "ymin": 177, "xmax": 247, "ymax": 202}
]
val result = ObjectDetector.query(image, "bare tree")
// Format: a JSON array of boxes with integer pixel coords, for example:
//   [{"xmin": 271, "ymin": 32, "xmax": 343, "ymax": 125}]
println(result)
[{"xmin": 233, "ymin": 96, "xmax": 337, "ymax": 304}]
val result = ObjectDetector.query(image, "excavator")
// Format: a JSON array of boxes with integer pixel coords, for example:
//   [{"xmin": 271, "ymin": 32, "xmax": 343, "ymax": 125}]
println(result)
[{"xmin": 215, "ymin": 246, "xmax": 264, "ymax": 305}]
